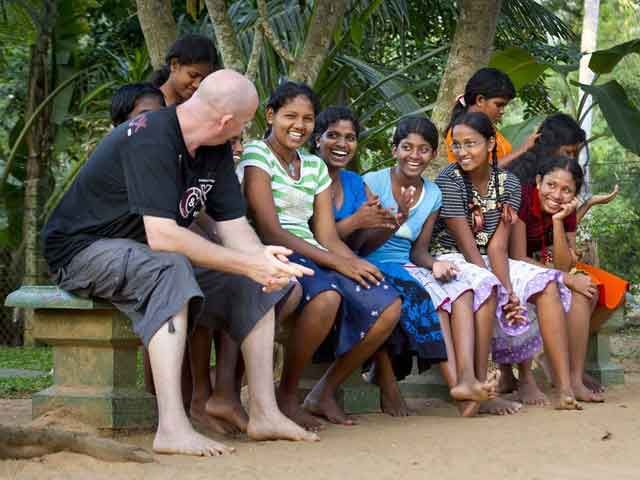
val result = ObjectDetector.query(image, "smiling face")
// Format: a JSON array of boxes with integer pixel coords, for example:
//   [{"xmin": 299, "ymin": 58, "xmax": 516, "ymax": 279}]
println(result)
[
  {"xmin": 536, "ymin": 168, "xmax": 577, "ymax": 215},
  {"xmin": 170, "ymin": 61, "xmax": 212, "ymax": 103},
  {"xmin": 392, "ymin": 133, "xmax": 436, "ymax": 178},
  {"xmin": 472, "ymin": 95, "xmax": 511, "ymax": 124},
  {"xmin": 266, "ymin": 95, "xmax": 315, "ymax": 152},
  {"xmin": 451, "ymin": 124, "xmax": 495, "ymax": 172},
  {"xmin": 317, "ymin": 119, "xmax": 358, "ymax": 169}
]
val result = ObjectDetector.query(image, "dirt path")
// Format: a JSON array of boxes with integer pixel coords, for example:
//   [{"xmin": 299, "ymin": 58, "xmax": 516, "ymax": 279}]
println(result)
[{"xmin": 2, "ymin": 374, "xmax": 639, "ymax": 480}]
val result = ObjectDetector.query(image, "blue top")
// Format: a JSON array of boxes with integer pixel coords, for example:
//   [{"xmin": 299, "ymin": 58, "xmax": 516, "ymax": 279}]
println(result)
[
  {"xmin": 334, "ymin": 170, "xmax": 367, "ymax": 222},
  {"xmin": 363, "ymin": 167, "xmax": 442, "ymax": 264}
]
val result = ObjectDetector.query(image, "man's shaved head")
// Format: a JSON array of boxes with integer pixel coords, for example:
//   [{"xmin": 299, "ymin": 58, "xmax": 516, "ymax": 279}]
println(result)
[{"xmin": 195, "ymin": 69, "xmax": 258, "ymax": 118}]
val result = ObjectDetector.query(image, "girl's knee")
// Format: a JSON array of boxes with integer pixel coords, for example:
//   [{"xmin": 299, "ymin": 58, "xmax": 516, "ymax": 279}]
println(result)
[
  {"xmin": 307, "ymin": 289, "xmax": 341, "ymax": 314},
  {"xmin": 541, "ymin": 281, "xmax": 560, "ymax": 298},
  {"xmin": 381, "ymin": 298, "xmax": 402, "ymax": 327}
]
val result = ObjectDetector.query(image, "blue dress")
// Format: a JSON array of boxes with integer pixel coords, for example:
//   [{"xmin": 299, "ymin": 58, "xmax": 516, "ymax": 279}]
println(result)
[{"xmin": 338, "ymin": 168, "xmax": 447, "ymax": 379}]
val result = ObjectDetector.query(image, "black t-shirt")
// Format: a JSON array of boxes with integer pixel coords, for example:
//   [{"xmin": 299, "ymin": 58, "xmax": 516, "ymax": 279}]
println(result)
[{"xmin": 42, "ymin": 106, "xmax": 246, "ymax": 272}]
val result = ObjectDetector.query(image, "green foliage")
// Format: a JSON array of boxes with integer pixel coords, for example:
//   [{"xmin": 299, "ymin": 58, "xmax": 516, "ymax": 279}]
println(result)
[{"xmin": 0, "ymin": 346, "xmax": 52, "ymax": 398}]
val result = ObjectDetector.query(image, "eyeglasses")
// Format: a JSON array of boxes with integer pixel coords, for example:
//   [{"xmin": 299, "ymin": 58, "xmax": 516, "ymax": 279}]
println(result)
[{"xmin": 450, "ymin": 140, "xmax": 483, "ymax": 153}]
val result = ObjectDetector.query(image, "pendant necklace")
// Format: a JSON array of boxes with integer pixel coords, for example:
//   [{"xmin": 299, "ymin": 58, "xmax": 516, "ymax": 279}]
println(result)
[{"xmin": 266, "ymin": 139, "xmax": 297, "ymax": 177}]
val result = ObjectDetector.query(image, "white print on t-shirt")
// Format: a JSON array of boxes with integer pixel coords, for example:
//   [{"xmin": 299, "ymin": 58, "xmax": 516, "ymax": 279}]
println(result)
[{"xmin": 179, "ymin": 179, "xmax": 215, "ymax": 219}]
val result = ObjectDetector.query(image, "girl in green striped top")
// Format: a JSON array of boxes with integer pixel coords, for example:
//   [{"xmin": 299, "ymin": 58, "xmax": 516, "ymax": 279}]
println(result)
[{"xmin": 238, "ymin": 82, "xmax": 401, "ymax": 431}]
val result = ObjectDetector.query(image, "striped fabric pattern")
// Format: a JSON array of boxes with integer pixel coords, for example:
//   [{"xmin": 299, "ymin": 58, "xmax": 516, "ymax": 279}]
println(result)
[{"xmin": 238, "ymin": 139, "xmax": 331, "ymax": 247}]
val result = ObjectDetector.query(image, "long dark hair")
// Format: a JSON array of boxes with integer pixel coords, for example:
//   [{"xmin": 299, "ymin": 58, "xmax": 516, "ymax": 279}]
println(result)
[
  {"xmin": 310, "ymin": 105, "xmax": 360, "ymax": 154},
  {"xmin": 149, "ymin": 34, "xmax": 219, "ymax": 87},
  {"xmin": 447, "ymin": 68, "xmax": 516, "ymax": 134},
  {"xmin": 509, "ymin": 113, "xmax": 586, "ymax": 185},
  {"xmin": 451, "ymin": 111, "xmax": 515, "ymax": 229},
  {"xmin": 537, "ymin": 155, "xmax": 584, "ymax": 195},
  {"xmin": 110, "ymin": 82, "xmax": 165, "ymax": 126},
  {"xmin": 264, "ymin": 81, "xmax": 320, "ymax": 138},
  {"xmin": 392, "ymin": 115, "xmax": 438, "ymax": 149}
]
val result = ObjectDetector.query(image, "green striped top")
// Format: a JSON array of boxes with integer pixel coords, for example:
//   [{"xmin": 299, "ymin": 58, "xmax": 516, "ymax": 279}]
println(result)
[{"xmin": 238, "ymin": 140, "xmax": 331, "ymax": 247}]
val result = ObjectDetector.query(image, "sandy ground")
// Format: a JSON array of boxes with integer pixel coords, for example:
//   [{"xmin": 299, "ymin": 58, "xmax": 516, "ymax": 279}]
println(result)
[{"xmin": 1, "ymin": 370, "xmax": 640, "ymax": 480}]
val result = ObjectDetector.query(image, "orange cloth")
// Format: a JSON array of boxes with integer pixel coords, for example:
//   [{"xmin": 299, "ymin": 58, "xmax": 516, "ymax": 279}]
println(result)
[
  {"xmin": 576, "ymin": 262, "xmax": 628, "ymax": 310},
  {"xmin": 445, "ymin": 128, "xmax": 513, "ymax": 163}
]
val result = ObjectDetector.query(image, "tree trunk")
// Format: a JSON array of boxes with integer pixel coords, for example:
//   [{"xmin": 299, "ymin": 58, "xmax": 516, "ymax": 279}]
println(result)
[
  {"xmin": 429, "ymin": 0, "xmax": 503, "ymax": 175},
  {"xmin": 0, "ymin": 425, "xmax": 153, "ymax": 463},
  {"xmin": 135, "ymin": 0, "xmax": 177, "ymax": 70},
  {"xmin": 205, "ymin": 0, "xmax": 246, "ymax": 72},
  {"xmin": 289, "ymin": 0, "xmax": 349, "ymax": 86}
]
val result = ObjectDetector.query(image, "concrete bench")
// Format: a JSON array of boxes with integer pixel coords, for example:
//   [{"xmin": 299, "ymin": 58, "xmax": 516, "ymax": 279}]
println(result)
[
  {"xmin": 5, "ymin": 286, "xmax": 157, "ymax": 433},
  {"xmin": 585, "ymin": 305, "xmax": 625, "ymax": 385}
]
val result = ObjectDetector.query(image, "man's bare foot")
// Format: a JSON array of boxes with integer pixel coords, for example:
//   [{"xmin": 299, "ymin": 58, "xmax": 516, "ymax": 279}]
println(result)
[
  {"xmin": 456, "ymin": 400, "xmax": 480, "ymax": 417},
  {"xmin": 572, "ymin": 381, "xmax": 605, "ymax": 403},
  {"xmin": 247, "ymin": 411, "xmax": 319, "ymax": 442},
  {"xmin": 303, "ymin": 391, "xmax": 357, "ymax": 426},
  {"xmin": 497, "ymin": 366, "xmax": 518, "ymax": 394},
  {"xmin": 479, "ymin": 397, "xmax": 522, "ymax": 415},
  {"xmin": 583, "ymin": 372, "xmax": 605, "ymax": 393},
  {"xmin": 153, "ymin": 426, "xmax": 234, "ymax": 456},
  {"xmin": 277, "ymin": 390, "xmax": 323, "ymax": 431},
  {"xmin": 380, "ymin": 383, "xmax": 411, "ymax": 417},
  {"xmin": 552, "ymin": 389, "xmax": 583, "ymax": 410},
  {"xmin": 517, "ymin": 379, "xmax": 549, "ymax": 406}
]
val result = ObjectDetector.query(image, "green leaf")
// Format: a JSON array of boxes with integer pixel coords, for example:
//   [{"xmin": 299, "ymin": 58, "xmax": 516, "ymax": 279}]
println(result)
[
  {"xmin": 589, "ymin": 38, "xmax": 640, "ymax": 75},
  {"xmin": 350, "ymin": 19, "xmax": 364, "ymax": 48},
  {"xmin": 501, "ymin": 115, "xmax": 545, "ymax": 148},
  {"xmin": 578, "ymin": 80, "xmax": 640, "ymax": 155},
  {"xmin": 489, "ymin": 48, "xmax": 549, "ymax": 91}
]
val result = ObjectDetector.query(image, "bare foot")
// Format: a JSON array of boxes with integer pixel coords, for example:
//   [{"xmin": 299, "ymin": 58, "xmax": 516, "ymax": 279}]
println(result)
[
  {"xmin": 378, "ymin": 377, "xmax": 410, "ymax": 417},
  {"xmin": 247, "ymin": 412, "xmax": 319, "ymax": 442},
  {"xmin": 303, "ymin": 392, "xmax": 357, "ymax": 426},
  {"xmin": 450, "ymin": 377, "xmax": 497, "ymax": 403},
  {"xmin": 572, "ymin": 381, "xmax": 605, "ymax": 403},
  {"xmin": 497, "ymin": 366, "xmax": 518, "ymax": 394},
  {"xmin": 456, "ymin": 400, "xmax": 480, "ymax": 417},
  {"xmin": 190, "ymin": 406, "xmax": 238, "ymax": 436},
  {"xmin": 552, "ymin": 389, "xmax": 583, "ymax": 410},
  {"xmin": 204, "ymin": 391, "xmax": 249, "ymax": 432},
  {"xmin": 277, "ymin": 391, "xmax": 323, "ymax": 431},
  {"xmin": 479, "ymin": 397, "xmax": 523, "ymax": 415},
  {"xmin": 583, "ymin": 372, "xmax": 605, "ymax": 394},
  {"xmin": 153, "ymin": 426, "xmax": 234, "ymax": 456},
  {"xmin": 517, "ymin": 379, "xmax": 549, "ymax": 406}
]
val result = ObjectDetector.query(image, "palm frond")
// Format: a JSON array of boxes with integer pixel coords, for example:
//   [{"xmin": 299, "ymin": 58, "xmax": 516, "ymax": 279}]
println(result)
[{"xmin": 499, "ymin": 0, "xmax": 575, "ymax": 42}]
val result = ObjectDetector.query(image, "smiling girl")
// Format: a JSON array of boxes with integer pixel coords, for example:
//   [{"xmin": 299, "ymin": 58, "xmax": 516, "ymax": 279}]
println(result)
[
  {"xmin": 239, "ymin": 83, "xmax": 401, "ymax": 429},
  {"xmin": 432, "ymin": 111, "xmax": 581, "ymax": 411},
  {"xmin": 510, "ymin": 156, "xmax": 627, "ymax": 400}
]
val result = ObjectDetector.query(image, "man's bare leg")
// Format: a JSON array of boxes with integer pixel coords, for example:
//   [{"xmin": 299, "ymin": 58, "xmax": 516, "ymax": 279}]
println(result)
[
  {"xmin": 303, "ymin": 299, "xmax": 401, "ymax": 425},
  {"xmin": 243, "ymin": 307, "xmax": 319, "ymax": 441},
  {"xmin": 150, "ymin": 304, "xmax": 234, "ymax": 456},
  {"xmin": 277, "ymin": 291, "xmax": 340, "ymax": 431},
  {"xmin": 532, "ymin": 283, "xmax": 581, "ymax": 410}
]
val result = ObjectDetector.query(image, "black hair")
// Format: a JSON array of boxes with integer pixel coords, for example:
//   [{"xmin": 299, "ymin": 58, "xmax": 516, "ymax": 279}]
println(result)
[
  {"xmin": 310, "ymin": 106, "xmax": 361, "ymax": 154},
  {"xmin": 110, "ymin": 82, "xmax": 165, "ymax": 126},
  {"xmin": 450, "ymin": 111, "xmax": 512, "ymax": 229},
  {"xmin": 264, "ymin": 81, "xmax": 321, "ymax": 138},
  {"xmin": 150, "ymin": 34, "xmax": 219, "ymax": 87},
  {"xmin": 509, "ymin": 113, "xmax": 586, "ymax": 185},
  {"xmin": 447, "ymin": 67, "xmax": 516, "ymax": 133},
  {"xmin": 392, "ymin": 115, "xmax": 438, "ymax": 150},
  {"xmin": 537, "ymin": 155, "xmax": 584, "ymax": 194}
]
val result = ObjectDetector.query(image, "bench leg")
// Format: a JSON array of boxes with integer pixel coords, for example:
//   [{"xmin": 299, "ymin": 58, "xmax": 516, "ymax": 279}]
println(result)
[
  {"xmin": 32, "ymin": 309, "xmax": 157, "ymax": 433},
  {"xmin": 585, "ymin": 306, "xmax": 625, "ymax": 386}
]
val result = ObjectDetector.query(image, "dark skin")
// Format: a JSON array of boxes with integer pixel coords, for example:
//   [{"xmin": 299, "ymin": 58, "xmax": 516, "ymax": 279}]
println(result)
[
  {"xmin": 243, "ymin": 98, "xmax": 400, "ymax": 428},
  {"xmin": 450, "ymin": 124, "xmax": 579, "ymax": 410}
]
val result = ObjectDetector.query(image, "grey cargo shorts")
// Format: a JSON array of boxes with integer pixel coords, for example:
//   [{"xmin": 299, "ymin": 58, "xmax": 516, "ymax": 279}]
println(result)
[{"xmin": 54, "ymin": 238, "xmax": 290, "ymax": 347}]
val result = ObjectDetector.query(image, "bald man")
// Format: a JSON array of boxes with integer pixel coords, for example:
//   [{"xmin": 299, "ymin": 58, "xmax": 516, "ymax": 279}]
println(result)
[{"xmin": 42, "ymin": 69, "xmax": 318, "ymax": 456}]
